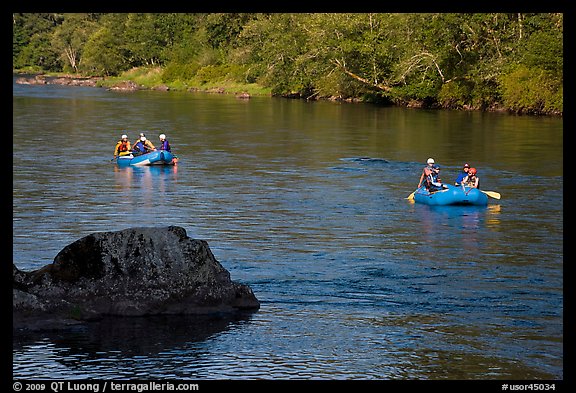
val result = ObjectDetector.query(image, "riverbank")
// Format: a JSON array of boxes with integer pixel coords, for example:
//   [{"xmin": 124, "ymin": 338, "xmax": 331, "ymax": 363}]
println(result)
[
  {"xmin": 14, "ymin": 67, "xmax": 272, "ymax": 98},
  {"xmin": 13, "ymin": 69, "xmax": 561, "ymax": 115},
  {"xmin": 13, "ymin": 69, "xmax": 374, "ymax": 104}
]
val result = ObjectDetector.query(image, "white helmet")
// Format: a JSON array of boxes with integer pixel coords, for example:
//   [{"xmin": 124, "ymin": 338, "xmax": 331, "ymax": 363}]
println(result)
[
  {"xmin": 427, "ymin": 158, "xmax": 435, "ymax": 164},
  {"xmin": 121, "ymin": 134, "xmax": 128, "ymax": 139},
  {"xmin": 140, "ymin": 136, "xmax": 146, "ymax": 141},
  {"xmin": 159, "ymin": 134, "xmax": 166, "ymax": 140}
]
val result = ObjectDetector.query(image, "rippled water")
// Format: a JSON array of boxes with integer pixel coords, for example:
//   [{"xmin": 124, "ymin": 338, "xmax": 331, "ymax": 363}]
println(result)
[{"xmin": 12, "ymin": 79, "xmax": 563, "ymax": 380}]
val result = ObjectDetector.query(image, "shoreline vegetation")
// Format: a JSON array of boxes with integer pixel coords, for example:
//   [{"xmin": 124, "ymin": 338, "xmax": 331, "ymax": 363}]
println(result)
[
  {"xmin": 13, "ymin": 67, "xmax": 271, "ymax": 98},
  {"xmin": 13, "ymin": 13, "xmax": 563, "ymax": 116},
  {"xmin": 13, "ymin": 67, "xmax": 558, "ymax": 116}
]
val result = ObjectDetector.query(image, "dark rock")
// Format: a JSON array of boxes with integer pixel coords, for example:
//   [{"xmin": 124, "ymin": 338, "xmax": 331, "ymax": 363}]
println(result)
[
  {"xmin": 282, "ymin": 92, "xmax": 301, "ymax": 99},
  {"xmin": 13, "ymin": 226, "xmax": 260, "ymax": 331}
]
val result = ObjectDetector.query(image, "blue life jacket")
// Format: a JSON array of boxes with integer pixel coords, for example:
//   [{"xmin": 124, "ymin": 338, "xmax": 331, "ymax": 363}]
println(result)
[
  {"xmin": 160, "ymin": 140, "xmax": 171, "ymax": 152},
  {"xmin": 133, "ymin": 141, "xmax": 145, "ymax": 153}
]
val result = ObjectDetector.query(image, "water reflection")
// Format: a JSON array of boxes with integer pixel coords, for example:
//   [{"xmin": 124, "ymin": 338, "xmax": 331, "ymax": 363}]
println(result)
[
  {"xmin": 486, "ymin": 204, "xmax": 502, "ymax": 227},
  {"xmin": 13, "ymin": 313, "xmax": 255, "ymax": 373},
  {"xmin": 113, "ymin": 164, "xmax": 178, "ymax": 186},
  {"xmin": 113, "ymin": 165, "xmax": 179, "ymax": 209},
  {"xmin": 409, "ymin": 203, "xmax": 506, "ymax": 259}
]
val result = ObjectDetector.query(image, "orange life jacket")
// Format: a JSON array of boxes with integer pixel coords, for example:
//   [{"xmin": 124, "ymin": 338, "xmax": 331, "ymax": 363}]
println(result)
[{"xmin": 118, "ymin": 140, "xmax": 130, "ymax": 152}]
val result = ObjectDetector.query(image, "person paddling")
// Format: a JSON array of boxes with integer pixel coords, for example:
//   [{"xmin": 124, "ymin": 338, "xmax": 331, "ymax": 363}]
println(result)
[
  {"xmin": 158, "ymin": 133, "xmax": 171, "ymax": 152},
  {"xmin": 113, "ymin": 134, "xmax": 131, "ymax": 159},
  {"xmin": 454, "ymin": 163, "xmax": 470, "ymax": 186},
  {"xmin": 133, "ymin": 135, "xmax": 156, "ymax": 155},
  {"xmin": 427, "ymin": 164, "xmax": 446, "ymax": 192},
  {"xmin": 417, "ymin": 158, "xmax": 436, "ymax": 189},
  {"xmin": 462, "ymin": 167, "xmax": 480, "ymax": 189}
]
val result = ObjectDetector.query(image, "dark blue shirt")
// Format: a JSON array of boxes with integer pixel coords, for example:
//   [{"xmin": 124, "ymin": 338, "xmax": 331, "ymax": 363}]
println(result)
[{"xmin": 455, "ymin": 171, "xmax": 467, "ymax": 185}]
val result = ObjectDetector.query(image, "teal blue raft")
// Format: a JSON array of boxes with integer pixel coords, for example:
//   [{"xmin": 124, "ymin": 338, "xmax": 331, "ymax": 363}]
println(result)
[
  {"xmin": 116, "ymin": 150, "xmax": 177, "ymax": 167},
  {"xmin": 412, "ymin": 184, "xmax": 490, "ymax": 206}
]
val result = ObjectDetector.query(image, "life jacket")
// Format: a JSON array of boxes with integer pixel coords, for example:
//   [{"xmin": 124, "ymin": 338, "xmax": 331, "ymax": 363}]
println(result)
[
  {"xmin": 118, "ymin": 140, "xmax": 130, "ymax": 152},
  {"xmin": 133, "ymin": 141, "xmax": 145, "ymax": 152},
  {"xmin": 464, "ymin": 175, "xmax": 479, "ymax": 188},
  {"xmin": 424, "ymin": 169, "xmax": 443, "ymax": 191},
  {"xmin": 160, "ymin": 140, "xmax": 171, "ymax": 152}
]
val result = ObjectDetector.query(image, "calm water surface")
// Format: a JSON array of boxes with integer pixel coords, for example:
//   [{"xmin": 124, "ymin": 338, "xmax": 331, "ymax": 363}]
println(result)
[{"xmin": 12, "ymin": 78, "xmax": 563, "ymax": 380}]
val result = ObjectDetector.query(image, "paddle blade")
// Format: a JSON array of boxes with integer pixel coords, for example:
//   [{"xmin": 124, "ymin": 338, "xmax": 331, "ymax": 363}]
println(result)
[
  {"xmin": 482, "ymin": 190, "xmax": 501, "ymax": 199},
  {"xmin": 406, "ymin": 191, "xmax": 416, "ymax": 200}
]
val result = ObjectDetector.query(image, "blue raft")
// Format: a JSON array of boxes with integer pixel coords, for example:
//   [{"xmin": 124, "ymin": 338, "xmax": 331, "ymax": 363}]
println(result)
[
  {"xmin": 414, "ymin": 184, "xmax": 488, "ymax": 206},
  {"xmin": 116, "ymin": 150, "xmax": 176, "ymax": 166}
]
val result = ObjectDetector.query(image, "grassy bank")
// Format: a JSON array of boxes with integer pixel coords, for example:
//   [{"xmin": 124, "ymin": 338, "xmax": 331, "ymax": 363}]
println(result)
[
  {"xmin": 14, "ymin": 66, "xmax": 273, "ymax": 96},
  {"xmin": 100, "ymin": 67, "xmax": 272, "ymax": 96}
]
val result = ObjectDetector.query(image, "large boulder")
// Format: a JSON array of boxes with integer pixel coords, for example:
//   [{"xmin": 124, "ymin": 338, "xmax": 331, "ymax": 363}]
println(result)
[{"xmin": 13, "ymin": 226, "xmax": 260, "ymax": 331}]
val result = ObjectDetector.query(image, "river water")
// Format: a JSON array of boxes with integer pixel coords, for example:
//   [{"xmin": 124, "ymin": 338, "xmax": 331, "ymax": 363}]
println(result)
[{"xmin": 12, "ymin": 78, "xmax": 563, "ymax": 380}]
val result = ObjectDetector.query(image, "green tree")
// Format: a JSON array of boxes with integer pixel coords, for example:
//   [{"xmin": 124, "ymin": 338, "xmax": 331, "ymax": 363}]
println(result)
[
  {"xmin": 12, "ymin": 12, "xmax": 562, "ymax": 115},
  {"xmin": 237, "ymin": 13, "xmax": 319, "ymax": 96},
  {"xmin": 51, "ymin": 13, "xmax": 100, "ymax": 73},
  {"xmin": 160, "ymin": 14, "xmax": 209, "ymax": 83},
  {"xmin": 498, "ymin": 13, "xmax": 563, "ymax": 114},
  {"xmin": 309, "ymin": 13, "xmax": 405, "ymax": 98},
  {"xmin": 13, "ymin": 13, "xmax": 63, "ymax": 71},
  {"xmin": 123, "ymin": 13, "xmax": 169, "ymax": 67},
  {"xmin": 81, "ymin": 14, "xmax": 130, "ymax": 76}
]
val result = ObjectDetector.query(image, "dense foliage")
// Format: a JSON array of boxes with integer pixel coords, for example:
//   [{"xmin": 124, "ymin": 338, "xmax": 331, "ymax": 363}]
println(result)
[{"xmin": 13, "ymin": 13, "xmax": 563, "ymax": 115}]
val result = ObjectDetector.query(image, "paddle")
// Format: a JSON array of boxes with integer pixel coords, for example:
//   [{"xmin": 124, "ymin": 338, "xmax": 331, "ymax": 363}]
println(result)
[
  {"xmin": 480, "ymin": 190, "xmax": 501, "ymax": 199},
  {"xmin": 406, "ymin": 191, "xmax": 416, "ymax": 200},
  {"xmin": 112, "ymin": 150, "xmax": 135, "ymax": 161}
]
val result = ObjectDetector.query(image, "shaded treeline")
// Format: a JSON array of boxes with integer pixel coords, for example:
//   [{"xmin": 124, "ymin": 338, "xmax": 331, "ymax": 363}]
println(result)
[{"xmin": 13, "ymin": 13, "xmax": 562, "ymax": 115}]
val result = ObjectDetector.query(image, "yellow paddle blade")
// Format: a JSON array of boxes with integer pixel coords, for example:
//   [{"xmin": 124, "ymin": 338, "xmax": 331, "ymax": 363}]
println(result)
[
  {"xmin": 482, "ymin": 190, "xmax": 501, "ymax": 199},
  {"xmin": 406, "ymin": 191, "xmax": 416, "ymax": 200}
]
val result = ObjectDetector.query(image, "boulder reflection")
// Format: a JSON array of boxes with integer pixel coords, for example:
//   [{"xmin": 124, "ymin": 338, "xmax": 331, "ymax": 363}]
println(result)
[{"xmin": 14, "ymin": 312, "xmax": 255, "ymax": 360}]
